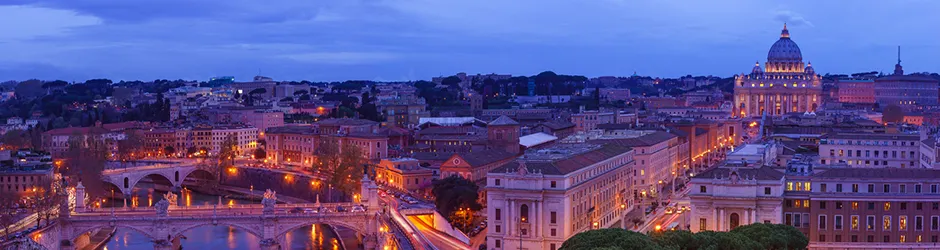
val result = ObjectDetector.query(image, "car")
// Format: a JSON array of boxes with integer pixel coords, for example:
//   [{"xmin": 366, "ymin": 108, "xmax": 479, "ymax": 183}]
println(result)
[
  {"xmin": 351, "ymin": 206, "xmax": 366, "ymax": 212},
  {"xmin": 303, "ymin": 208, "xmax": 317, "ymax": 214},
  {"xmin": 336, "ymin": 206, "xmax": 346, "ymax": 212},
  {"xmin": 664, "ymin": 207, "xmax": 675, "ymax": 214},
  {"xmin": 644, "ymin": 207, "xmax": 654, "ymax": 215},
  {"xmin": 289, "ymin": 207, "xmax": 304, "ymax": 214}
]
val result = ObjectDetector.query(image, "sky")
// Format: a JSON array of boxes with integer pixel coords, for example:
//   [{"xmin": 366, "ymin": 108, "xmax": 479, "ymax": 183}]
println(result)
[{"xmin": 1, "ymin": 0, "xmax": 939, "ymax": 82}]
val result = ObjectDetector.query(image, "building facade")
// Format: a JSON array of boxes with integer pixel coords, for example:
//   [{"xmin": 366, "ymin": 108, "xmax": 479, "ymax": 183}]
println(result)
[
  {"xmin": 485, "ymin": 144, "xmax": 635, "ymax": 250},
  {"xmin": 375, "ymin": 158, "xmax": 436, "ymax": 192},
  {"xmin": 734, "ymin": 25, "xmax": 822, "ymax": 117},
  {"xmin": 819, "ymin": 132, "xmax": 920, "ymax": 168}
]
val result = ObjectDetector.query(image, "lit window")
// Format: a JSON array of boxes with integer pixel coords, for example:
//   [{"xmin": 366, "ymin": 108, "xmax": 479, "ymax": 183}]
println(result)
[{"xmin": 885, "ymin": 216, "xmax": 892, "ymax": 231}]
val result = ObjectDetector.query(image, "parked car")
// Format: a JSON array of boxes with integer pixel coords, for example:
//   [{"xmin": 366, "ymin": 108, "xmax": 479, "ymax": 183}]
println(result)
[
  {"xmin": 336, "ymin": 206, "xmax": 346, "ymax": 212},
  {"xmin": 351, "ymin": 205, "xmax": 366, "ymax": 212},
  {"xmin": 289, "ymin": 207, "xmax": 304, "ymax": 214},
  {"xmin": 303, "ymin": 208, "xmax": 317, "ymax": 214}
]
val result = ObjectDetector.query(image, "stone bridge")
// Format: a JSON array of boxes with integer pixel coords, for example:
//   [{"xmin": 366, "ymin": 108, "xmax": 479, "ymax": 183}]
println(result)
[
  {"xmin": 23, "ymin": 170, "xmax": 387, "ymax": 250},
  {"xmin": 100, "ymin": 160, "xmax": 214, "ymax": 195},
  {"xmin": 46, "ymin": 204, "xmax": 384, "ymax": 250}
]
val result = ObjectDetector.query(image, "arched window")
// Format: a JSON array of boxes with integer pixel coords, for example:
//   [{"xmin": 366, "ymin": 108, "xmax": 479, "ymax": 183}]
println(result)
[
  {"xmin": 175, "ymin": 171, "xmax": 180, "ymax": 182},
  {"xmin": 520, "ymin": 204, "xmax": 529, "ymax": 223},
  {"xmin": 123, "ymin": 177, "xmax": 129, "ymax": 189}
]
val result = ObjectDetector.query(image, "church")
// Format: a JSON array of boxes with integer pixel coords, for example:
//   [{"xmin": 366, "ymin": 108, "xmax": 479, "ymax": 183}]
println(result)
[{"xmin": 734, "ymin": 24, "xmax": 822, "ymax": 118}]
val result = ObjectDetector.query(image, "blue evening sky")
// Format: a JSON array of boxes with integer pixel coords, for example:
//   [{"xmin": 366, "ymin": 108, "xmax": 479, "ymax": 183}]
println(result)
[{"xmin": 0, "ymin": 0, "xmax": 938, "ymax": 82}]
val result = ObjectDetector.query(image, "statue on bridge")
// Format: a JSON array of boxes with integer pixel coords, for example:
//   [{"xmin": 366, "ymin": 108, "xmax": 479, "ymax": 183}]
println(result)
[
  {"xmin": 164, "ymin": 192, "xmax": 178, "ymax": 207},
  {"xmin": 155, "ymin": 198, "xmax": 170, "ymax": 216},
  {"xmin": 262, "ymin": 189, "xmax": 276, "ymax": 213}
]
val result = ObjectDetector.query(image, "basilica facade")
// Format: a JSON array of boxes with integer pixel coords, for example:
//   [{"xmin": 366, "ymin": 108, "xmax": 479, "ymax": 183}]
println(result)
[{"xmin": 734, "ymin": 24, "xmax": 822, "ymax": 118}]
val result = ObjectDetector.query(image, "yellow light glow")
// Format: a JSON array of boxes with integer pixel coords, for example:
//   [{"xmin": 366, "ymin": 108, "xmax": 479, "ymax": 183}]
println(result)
[{"xmin": 655, "ymin": 225, "xmax": 662, "ymax": 231}]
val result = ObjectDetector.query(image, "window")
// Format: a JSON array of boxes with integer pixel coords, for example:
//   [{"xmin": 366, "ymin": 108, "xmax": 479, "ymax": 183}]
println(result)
[
  {"xmin": 884, "ymin": 235, "xmax": 890, "ymax": 243},
  {"xmin": 551, "ymin": 212, "xmax": 557, "ymax": 224},
  {"xmin": 550, "ymin": 244, "xmax": 556, "ymax": 250},
  {"xmin": 496, "ymin": 225, "xmax": 501, "ymax": 233},
  {"xmin": 900, "ymin": 216, "xmax": 908, "ymax": 230},
  {"xmin": 818, "ymin": 234, "xmax": 826, "ymax": 242},
  {"xmin": 868, "ymin": 184, "xmax": 874, "ymax": 193},
  {"xmin": 794, "ymin": 214, "xmax": 802, "ymax": 228},
  {"xmin": 700, "ymin": 185, "xmax": 707, "ymax": 193},
  {"xmin": 868, "ymin": 202, "xmax": 875, "ymax": 210},
  {"xmin": 764, "ymin": 187, "xmax": 771, "ymax": 195},
  {"xmin": 901, "ymin": 184, "xmax": 907, "ymax": 193},
  {"xmin": 901, "ymin": 235, "xmax": 907, "ymax": 243},
  {"xmin": 867, "ymin": 216, "xmax": 875, "ymax": 230},
  {"xmin": 885, "ymin": 202, "xmax": 891, "ymax": 211},
  {"xmin": 804, "ymin": 200, "xmax": 810, "ymax": 208},
  {"xmin": 700, "ymin": 218, "xmax": 707, "ymax": 231},
  {"xmin": 884, "ymin": 184, "xmax": 890, "ymax": 193},
  {"xmin": 551, "ymin": 228, "xmax": 556, "ymax": 236},
  {"xmin": 918, "ymin": 202, "xmax": 924, "ymax": 210},
  {"xmin": 851, "ymin": 215, "xmax": 859, "ymax": 230},
  {"xmin": 835, "ymin": 215, "xmax": 843, "ymax": 230},
  {"xmin": 851, "ymin": 235, "xmax": 858, "ymax": 242},
  {"xmin": 935, "ymin": 202, "xmax": 939, "ymax": 210},
  {"xmin": 852, "ymin": 202, "xmax": 858, "ymax": 210},
  {"xmin": 496, "ymin": 209, "xmax": 502, "ymax": 220},
  {"xmin": 901, "ymin": 202, "xmax": 908, "ymax": 210},
  {"xmin": 852, "ymin": 184, "xmax": 859, "ymax": 193},
  {"xmin": 520, "ymin": 204, "xmax": 529, "ymax": 222},
  {"xmin": 835, "ymin": 202, "xmax": 843, "ymax": 209},
  {"xmin": 916, "ymin": 216, "xmax": 924, "ymax": 231},
  {"xmin": 884, "ymin": 216, "xmax": 892, "ymax": 231},
  {"xmin": 819, "ymin": 215, "xmax": 827, "ymax": 230},
  {"xmin": 933, "ymin": 216, "xmax": 939, "ymax": 231},
  {"xmin": 868, "ymin": 235, "xmax": 874, "ymax": 242},
  {"xmin": 820, "ymin": 183, "xmax": 827, "ymax": 192},
  {"xmin": 932, "ymin": 184, "xmax": 938, "ymax": 193},
  {"xmin": 820, "ymin": 201, "xmax": 827, "ymax": 209},
  {"xmin": 835, "ymin": 235, "xmax": 842, "ymax": 242},
  {"xmin": 495, "ymin": 179, "xmax": 501, "ymax": 186},
  {"xmin": 550, "ymin": 181, "xmax": 556, "ymax": 188},
  {"xmin": 916, "ymin": 184, "xmax": 922, "ymax": 193},
  {"xmin": 836, "ymin": 184, "xmax": 843, "ymax": 192},
  {"xmin": 785, "ymin": 214, "xmax": 792, "ymax": 225},
  {"xmin": 495, "ymin": 240, "xmax": 501, "ymax": 248}
]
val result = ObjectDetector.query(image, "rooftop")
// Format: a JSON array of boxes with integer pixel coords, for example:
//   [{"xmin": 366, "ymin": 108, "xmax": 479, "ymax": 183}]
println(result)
[
  {"xmin": 489, "ymin": 144, "xmax": 633, "ymax": 175},
  {"xmin": 519, "ymin": 132, "xmax": 558, "ymax": 148},
  {"xmin": 821, "ymin": 132, "xmax": 919, "ymax": 141},
  {"xmin": 814, "ymin": 168, "xmax": 940, "ymax": 179},
  {"xmin": 489, "ymin": 115, "xmax": 520, "ymax": 126},
  {"xmin": 692, "ymin": 165, "xmax": 785, "ymax": 181}
]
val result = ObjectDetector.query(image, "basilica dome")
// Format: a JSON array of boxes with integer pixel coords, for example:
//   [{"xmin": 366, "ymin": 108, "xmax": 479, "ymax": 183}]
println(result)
[{"xmin": 766, "ymin": 24, "xmax": 802, "ymax": 63}]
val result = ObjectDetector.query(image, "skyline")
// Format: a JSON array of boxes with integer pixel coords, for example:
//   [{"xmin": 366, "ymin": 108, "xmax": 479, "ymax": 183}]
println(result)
[{"xmin": 1, "ymin": 1, "xmax": 939, "ymax": 82}]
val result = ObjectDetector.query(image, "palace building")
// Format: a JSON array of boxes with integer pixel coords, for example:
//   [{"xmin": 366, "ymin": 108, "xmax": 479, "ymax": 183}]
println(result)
[{"xmin": 734, "ymin": 24, "xmax": 822, "ymax": 118}]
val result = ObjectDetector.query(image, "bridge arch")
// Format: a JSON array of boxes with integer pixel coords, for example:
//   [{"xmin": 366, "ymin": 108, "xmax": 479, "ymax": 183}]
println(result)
[
  {"xmin": 71, "ymin": 224, "xmax": 158, "ymax": 243},
  {"xmin": 179, "ymin": 168, "xmax": 216, "ymax": 183},
  {"xmin": 171, "ymin": 221, "xmax": 263, "ymax": 241}
]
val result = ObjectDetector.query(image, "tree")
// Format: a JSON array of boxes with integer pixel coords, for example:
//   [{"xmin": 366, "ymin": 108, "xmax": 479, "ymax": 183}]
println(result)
[
  {"xmin": 0, "ymin": 190, "xmax": 18, "ymax": 238},
  {"xmin": 163, "ymin": 146, "xmax": 176, "ymax": 157},
  {"xmin": 729, "ymin": 223, "xmax": 808, "ymax": 250},
  {"xmin": 63, "ymin": 131, "xmax": 109, "ymax": 199},
  {"xmin": 559, "ymin": 228, "xmax": 660, "ymax": 250},
  {"xmin": 116, "ymin": 131, "xmax": 145, "ymax": 164},
  {"xmin": 882, "ymin": 104, "xmax": 904, "ymax": 123},
  {"xmin": 431, "ymin": 175, "xmax": 483, "ymax": 225},
  {"xmin": 30, "ymin": 187, "xmax": 63, "ymax": 227},
  {"xmin": 0, "ymin": 129, "xmax": 31, "ymax": 149},
  {"xmin": 313, "ymin": 137, "xmax": 366, "ymax": 196},
  {"xmin": 254, "ymin": 148, "xmax": 267, "ymax": 160},
  {"xmin": 217, "ymin": 134, "xmax": 239, "ymax": 168}
]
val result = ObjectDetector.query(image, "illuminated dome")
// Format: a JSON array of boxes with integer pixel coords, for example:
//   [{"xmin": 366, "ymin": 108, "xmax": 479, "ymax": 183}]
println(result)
[
  {"xmin": 767, "ymin": 24, "xmax": 802, "ymax": 63},
  {"xmin": 804, "ymin": 62, "xmax": 815, "ymax": 74},
  {"xmin": 751, "ymin": 61, "xmax": 763, "ymax": 74}
]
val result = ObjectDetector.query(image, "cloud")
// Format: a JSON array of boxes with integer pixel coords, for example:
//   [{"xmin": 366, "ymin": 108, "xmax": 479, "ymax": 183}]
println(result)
[
  {"xmin": 279, "ymin": 52, "xmax": 400, "ymax": 65},
  {"xmin": 774, "ymin": 10, "xmax": 814, "ymax": 27},
  {"xmin": 0, "ymin": 5, "xmax": 101, "ymax": 41}
]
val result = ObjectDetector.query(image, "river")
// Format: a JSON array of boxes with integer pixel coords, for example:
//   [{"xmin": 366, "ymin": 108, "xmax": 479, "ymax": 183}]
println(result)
[{"xmin": 101, "ymin": 186, "xmax": 346, "ymax": 250}]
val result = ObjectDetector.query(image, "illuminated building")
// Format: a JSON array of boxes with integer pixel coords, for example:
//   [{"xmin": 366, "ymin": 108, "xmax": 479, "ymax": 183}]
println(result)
[{"xmin": 734, "ymin": 24, "xmax": 822, "ymax": 117}]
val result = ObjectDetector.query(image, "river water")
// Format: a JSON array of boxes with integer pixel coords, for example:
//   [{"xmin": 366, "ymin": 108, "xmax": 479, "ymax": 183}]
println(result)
[{"xmin": 102, "ymin": 188, "xmax": 345, "ymax": 250}]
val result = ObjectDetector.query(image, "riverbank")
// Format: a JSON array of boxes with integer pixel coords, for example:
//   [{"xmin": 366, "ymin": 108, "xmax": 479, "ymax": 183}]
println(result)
[{"xmin": 81, "ymin": 227, "xmax": 115, "ymax": 250}]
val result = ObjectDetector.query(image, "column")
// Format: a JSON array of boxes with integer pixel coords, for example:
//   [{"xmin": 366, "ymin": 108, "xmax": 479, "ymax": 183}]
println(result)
[
  {"xmin": 718, "ymin": 208, "xmax": 725, "ymax": 231},
  {"xmin": 536, "ymin": 201, "xmax": 543, "ymax": 236},
  {"xmin": 531, "ymin": 200, "xmax": 537, "ymax": 236},
  {"xmin": 508, "ymin": 199, "xmax": 514, "ymax": 237},
  {"xmin": 752, "ymin": 207, "xmax": 758, "ymax": 224},
  {"xmin": 712, "ymin": 207, "xmax": 718, "ymax": 231}
]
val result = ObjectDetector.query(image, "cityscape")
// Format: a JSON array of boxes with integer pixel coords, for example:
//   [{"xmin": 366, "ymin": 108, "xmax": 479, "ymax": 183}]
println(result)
[{"xmin": 2, "ymin": 2, "xmax": 940, "ymax": 250}]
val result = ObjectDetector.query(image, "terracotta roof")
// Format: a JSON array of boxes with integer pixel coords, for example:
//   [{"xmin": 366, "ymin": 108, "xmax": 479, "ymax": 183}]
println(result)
[
  {"xmin": 43, "ymin": 126, "xmax": 109, "ymax": 136},
  {"xmin": 489, "ymin": 144, "xmax": 633, "ymax": 175},
  {"xmin": 590, "ymin": 131, "xmax": 677, "ymax": 147},
  {"xmin": 692, "ymin": 166, "xmax": 785, "ymax": 181},
  {"xmin": 595, "ymin": 124, "xmax": 634, "ymax": 130},
  {"xmin": 318, "ymin": 118, "xmax": 378, "ymax": 126},
  {"xmin": 266, "ymin": 125, "xmax": 316, "ymax": 135},
  {"xmin": 488, "ymin": 115, "xmax": 519, "ymax": 126},
  {"xmin": 537, "ymin": 120, "xmax": 575, "ymax": 130},
  {"xmin": 456, "ymin": 149, "xmax": 517, "ymax": 167},
  {"xmin": 814, "ymin": 168, "xmax": 940, "ymax": 179}
]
